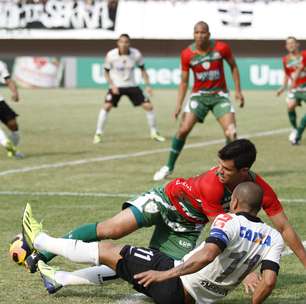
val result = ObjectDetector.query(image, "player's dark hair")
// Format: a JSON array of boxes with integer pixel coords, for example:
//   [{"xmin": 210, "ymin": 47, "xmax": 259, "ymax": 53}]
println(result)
[
  {"xmin": 194, "ymin": 21, "xmax": 209, "ymax": 32},
  {"xmin": 287, "ymin": 36, "xmax": 298, "ymax": 42},
  {"xmin": 119, "ymin": 33, "xmax": 130, "ymax": 40},
  {"xmin": 218, "ymin": 139, "xmax": 257, "ymax": 170}
]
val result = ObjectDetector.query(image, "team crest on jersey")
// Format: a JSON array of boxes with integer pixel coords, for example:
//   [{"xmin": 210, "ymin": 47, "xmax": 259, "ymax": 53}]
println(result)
[
  {"xmin": 190, "ymin": 100, "xmax": 198, "ymax": 109},
  {"xmin": 144, "ymin": 201, "xmax": 159, "ymax": 213},
  {"xmin": 202, "ymin": 61, "xmax": 211, "ymax": 70}
]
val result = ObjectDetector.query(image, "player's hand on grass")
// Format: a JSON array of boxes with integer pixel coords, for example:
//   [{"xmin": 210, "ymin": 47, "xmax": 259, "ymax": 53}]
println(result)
[
  {"xmin": 243, "ymin": 272, "xmax": 261, "ymax": 294},
  {"xmin": 235, "ymin": 91, "xmax": 245, "ymax": 108},
  {"xmin": 111, "ymin": 85, "xmax": 119, "ymax": 95},
  {"xmin": 11, "ymin": 92, "xmax": 19, "ymax": 102},
  {"xmin": 134, "ymin": 270, "xmax": 167, "ymax": 288}
]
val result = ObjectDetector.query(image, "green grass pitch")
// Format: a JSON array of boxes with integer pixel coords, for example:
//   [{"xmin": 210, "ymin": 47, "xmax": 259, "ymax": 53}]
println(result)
[{"xmin": 0, "ymin": 88, "xmax": 306, "ymax": 303}]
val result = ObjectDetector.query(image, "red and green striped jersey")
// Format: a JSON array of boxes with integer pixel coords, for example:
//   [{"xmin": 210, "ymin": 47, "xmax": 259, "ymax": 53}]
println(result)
[
  {"xmin": 164, "ymin": 167, "xmax": 283, "ymax": 225},
  {"xmin": 282, "ymin": 50, "xmax": 306, "ymax": 88},
  {"xmin": 181, "ymin": 40, "xmax": 233, "ymax": 94}
]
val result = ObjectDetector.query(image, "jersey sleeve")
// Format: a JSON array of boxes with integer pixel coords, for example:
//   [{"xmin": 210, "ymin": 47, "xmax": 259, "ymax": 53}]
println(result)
[
  {"xmin": 104, "ymin": 53, "xmax": 112, "ymax": 71},
  {"xmin": 181, "ymin": 49, "xmax": 191, "ymax": 72},
  {"xmin": 135, "ymin": 49, "xmax": 145, "ymax": 67},
  {"xmin": 219, "ymin": 42, "xmax": 234, "ymax": 61},
  {"xmin": 282, "ymin": 57, "xmax": 291, "ymax": 77},
  {"xmin": 0, "ymin": 61, "xmax": 10, "ymax": 84},
  {"xmin": 206, "ymin": 213, "xmax": 237, "ymax": 251},
  {"xmin": 256, "ymin": 175, "xmax": 283, "ymax": 217},
  {"xmin": 261, "ymin": 231, "xmax": 284, "ymax": 274}
]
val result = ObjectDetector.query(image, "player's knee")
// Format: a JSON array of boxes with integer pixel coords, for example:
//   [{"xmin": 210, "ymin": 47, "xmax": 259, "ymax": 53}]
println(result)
[
  {"xmin": 7, "ymin": 120, "xmax": 18, "ymax": 131},
  {"xmin": 224, "ymin": 123, "xmax": 237, "ymax": 139},
  {"xmin": 104, "ymin": 103, "xmax": 113, "ymax": 112},
  {"xmin": 143, "ymin": 102, "xmax": 153, "ymax": 111}
]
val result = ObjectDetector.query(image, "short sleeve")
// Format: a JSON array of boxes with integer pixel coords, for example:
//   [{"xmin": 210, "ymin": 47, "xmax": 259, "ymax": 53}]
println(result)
[
  {"xmin": 282, "ymin": 57, "xmax": 290, "ymax": 77},
  {"xmin": 206, "ymin": 214, "xmax": 237, "ymax": 250},
  {"xmin": 0, "ymin": 61, "xmax": 10, "ymax": 84},
  {"xmin": 261, "ymin": 231, "xmax": 284, "ymax": 274},
  {"xmin": 135, "ymin": 49, "xmax": 144, "ymax": 67},
  {"xmin": 219, "ymin": 42, "xmax": 233, "ymax": 61},
  {"xmin": 104, "ymin": 53, "xmax": 112, "ymax": 71},
  {"xmin": 181, "ymin": 49, "xmax": 191, "ymax": 72},
  {"xmin": 255, "ymin": 175, "xmax": 283, "ymax": 217}
]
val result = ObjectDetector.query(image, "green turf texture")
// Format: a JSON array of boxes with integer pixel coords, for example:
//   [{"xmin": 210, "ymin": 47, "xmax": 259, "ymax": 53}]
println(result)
[{"xmin": 0, "ymin": 89, "xmax": 306, "ymax": 303}]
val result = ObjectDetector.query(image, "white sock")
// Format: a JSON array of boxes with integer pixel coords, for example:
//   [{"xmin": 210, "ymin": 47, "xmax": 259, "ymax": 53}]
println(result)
[
  {"xmin": 10, "ymin": 131, "xmax": 20, "ymax": 146},
  {"xmin": 146, "ymin": 110, "xmax": 157, "ymax": 133},
  {"xmin": 55, "ymin": 265, "xmax": 116, "ymax": 286},
  {"xmin": 34, "ymin": 232, "xmax": 99, "ymax": 265},
  {"xmin": 0, "ymin": 127, "xmax": 9, "ymax": 146},
  {"xmin": 96, "ymin": 109, "xmax": 108, "ymax": 134}
]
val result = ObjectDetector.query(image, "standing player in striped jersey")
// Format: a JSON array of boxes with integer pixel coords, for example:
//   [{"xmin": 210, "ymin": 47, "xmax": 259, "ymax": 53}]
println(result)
[
  {"xmin": 277, "ymin": 37, "xmax": 306, "ymax": 145},
  {"xmin": 24, "ymin": 182, "xmax": 284, "ymax": 303},
  {"xmin": 93, "ymin": 34, "xmax": 165, "ymax": 144},
  {"xmin": 153, "ymin": 21, "xmax": 244, "ymax": 181},
  {"xmin": 0, "ymin": 60, "xmax": 23, "ymax": 158}
]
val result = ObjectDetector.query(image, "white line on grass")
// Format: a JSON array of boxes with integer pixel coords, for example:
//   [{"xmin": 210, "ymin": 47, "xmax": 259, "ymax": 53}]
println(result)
[
  {"xmin": 0, "ymin": 128, "xmax": 290, "ymax": 177},
  {"xmin": 0, "ymin": 191, "xmax": 305, "ymax": 204}
]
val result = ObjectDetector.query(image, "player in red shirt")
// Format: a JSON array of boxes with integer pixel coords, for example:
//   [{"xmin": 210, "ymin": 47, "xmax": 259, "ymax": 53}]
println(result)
[
  {"xmin": 277, "ymin": 37, "xmax": 306, "ymax": 145},
  {"xmin": 25, "ymin": 139, "xmax": 306, "ymax": 294},
  {"xmin": 153, "ymin": 21, "xmax": 244, "ymax": 181}
]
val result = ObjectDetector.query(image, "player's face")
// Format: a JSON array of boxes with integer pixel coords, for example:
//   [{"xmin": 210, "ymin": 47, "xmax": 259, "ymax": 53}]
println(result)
[
  {"xmin": 286, "ymin": 39, "xmax": 299, "ymax": 54},
  {"xmin": 117, "ymin": 36, "xmax": 130, "ymax": 54},
  {"xmin": 193, "ymin": 25, "xmax": 210, "ymax": 47},
  {"xmin": 217, "ymin": 159, "xmax": 245, "ymax": 184}
]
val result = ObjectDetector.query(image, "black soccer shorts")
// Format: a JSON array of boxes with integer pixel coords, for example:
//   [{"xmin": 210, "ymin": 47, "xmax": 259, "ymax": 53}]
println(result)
[
  {"xmin": 105, "ymin": 86, "xmax": 149, "ymax": 107},
  {"xmin": 116, "ymin": 245, "xmax": 185, "ymax": 304},
  {"xmin": 0, "ymin": 100, "xmax": 18, "ymax": 124}
]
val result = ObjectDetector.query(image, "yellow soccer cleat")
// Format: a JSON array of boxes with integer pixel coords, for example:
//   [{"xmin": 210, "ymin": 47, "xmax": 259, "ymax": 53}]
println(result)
[
  {"xmin": 93, "ymin": 133, "xmax": 102, "ymax": 144},
  {"xmin": 22, "ymin": 203, "xmax": 43, "ymax": 252},
  {"xmin": 150, "ymin": 130, "xmax": 166, "ymax": 142}
]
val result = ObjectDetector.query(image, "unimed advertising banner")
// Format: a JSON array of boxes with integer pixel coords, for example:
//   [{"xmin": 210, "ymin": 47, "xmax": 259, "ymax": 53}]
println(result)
[{"xmin": 74, "ymin": 57, "xmax": 284, "ymax": 90}]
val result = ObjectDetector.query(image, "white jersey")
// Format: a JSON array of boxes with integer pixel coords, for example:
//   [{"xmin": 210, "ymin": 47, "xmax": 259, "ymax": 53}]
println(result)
[
  {"xmin": 0, "ymin": 60, "xmax": 10, "ymax": 101},
  {"xmin": 181, "ymin": 212, "xmax": 284, "ymax": 303},
  {"xmin": 104, "ymin": 47, "xmax": 144, "ymax": 88}
]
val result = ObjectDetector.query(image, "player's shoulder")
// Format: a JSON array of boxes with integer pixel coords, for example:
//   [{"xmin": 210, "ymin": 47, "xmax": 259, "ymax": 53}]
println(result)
[
  {"xmin": 181, "ymin": 44, "xmax": 195, "ymax": 57},
  {"xmin": 214, "ymin": 40, "xmax": 231, "ymax": 51},
  {"xmin": 106, "ymin": 48, "xmax": 118, "ymax": 58},
  {"xmin": 251, "ymin": 171, "xmax": 271, "ymax": 189},
  {"xmin": 198, "ymin": 167, "xmax": 223, "ymax": 187},
  {"xmin": 264, "ymin": 223, "xmax": 284, "ymax": 246},
  {"xmin": 301, "ymin": 50, "xmax": 306, "ymax": 58},
  {"xmin": 130, "ymin": 47, "xmax": 142, "ymax": 56}
]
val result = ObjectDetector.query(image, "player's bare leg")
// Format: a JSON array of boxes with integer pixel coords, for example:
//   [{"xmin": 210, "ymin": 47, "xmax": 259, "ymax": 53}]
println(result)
[
  {"xmin": 142, "ymin": 102, "xmax": 165, "ymax": 142},
  {"xmin": 94, "ymin": 102, "xmax": 113, "ymax": 144},
  {"xmin": 218, "ymin": 112, "xmax": 237, "ymax": 144},
  {"xmin": 153, "ymin": 112, "xmax": 198, "ymax": 181},
  {"xmin": 96, "ymin": 207, "xmax": 139, "ymax": 240}
]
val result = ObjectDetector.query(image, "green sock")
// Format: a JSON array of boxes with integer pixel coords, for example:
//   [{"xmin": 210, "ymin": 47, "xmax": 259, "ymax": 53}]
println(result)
[
  {"xmin": 288, "ymin": 111, "xmax": 297, "ymax": 129},
  {"xmin": 166, "ymin": 136, "xmax": 186, "ymax": 171},
  {"xmin": 297, "ymin": 115, "xmax": 306, "ymax": 141},
  {"xmin": 40, "ymin": 223, "xmax": 98, "ymax": 262}
]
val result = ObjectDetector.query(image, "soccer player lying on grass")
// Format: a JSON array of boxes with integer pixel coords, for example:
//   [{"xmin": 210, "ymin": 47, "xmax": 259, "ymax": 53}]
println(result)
[
  {"xmin": 23, "ymin": 182, "xmax": 284, "ymax": 304},
  {"xmin": 24, "ymin": 139, "xmax": 306, "ymax": 292}
]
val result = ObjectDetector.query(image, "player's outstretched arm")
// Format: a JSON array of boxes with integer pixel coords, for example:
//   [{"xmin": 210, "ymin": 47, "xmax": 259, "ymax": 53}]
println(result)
[
  {"xmin": 226, "ymin": 57, "xmax": 244, "ymax": 108},
  {"xmin": 134, "ymin": 243, "xmax": 221, "ymax": 288},
  {"xmin": 276, "ymin": 74, "xmax": 288, "ymax": 96},
  {"xmin": 5, "ymin": 78, "xmax": 19, "ymax": 102},
  {"xmin": 270, "ymin": 211, "xmax": 306, "ymax": 268},
  {"xmin": 251, "ymin": 269, "xmax": 277, "ymax": 304},
  {"xmin": 174, "ymin": 70, "xmax": 189, "ymax": 119},
  {"xmin": 140, "ymin": 67, "xmax": 153, "ymax": 96}
]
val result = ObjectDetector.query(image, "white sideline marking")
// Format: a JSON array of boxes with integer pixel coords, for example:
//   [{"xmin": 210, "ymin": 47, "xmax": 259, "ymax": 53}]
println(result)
[
  {"xmin": 0, "ymin": 128, "xmax": 290, "ymax": 177},
  {"xmin": 0, "ymin": 190, "xmax": 306, "ymax": 204}
]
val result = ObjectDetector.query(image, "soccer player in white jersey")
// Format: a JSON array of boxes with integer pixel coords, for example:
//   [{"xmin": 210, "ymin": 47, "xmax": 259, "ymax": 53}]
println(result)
[
  {"xmin": 23, "ymin": 182, "xmax": 284, "ymax": 303},
  {"xmin": 0, "ymin": 60, "xmax": 23, "ymax": 158},
  {"xmin": 93, "ymin": 34, "xmax": 165, "ymax": 143}
]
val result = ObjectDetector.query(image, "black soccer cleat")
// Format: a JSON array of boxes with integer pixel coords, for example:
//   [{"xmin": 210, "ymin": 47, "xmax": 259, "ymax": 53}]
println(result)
[{"xmin": 25, "ymin": 252, "xmax": 45, "ymax": 273}]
